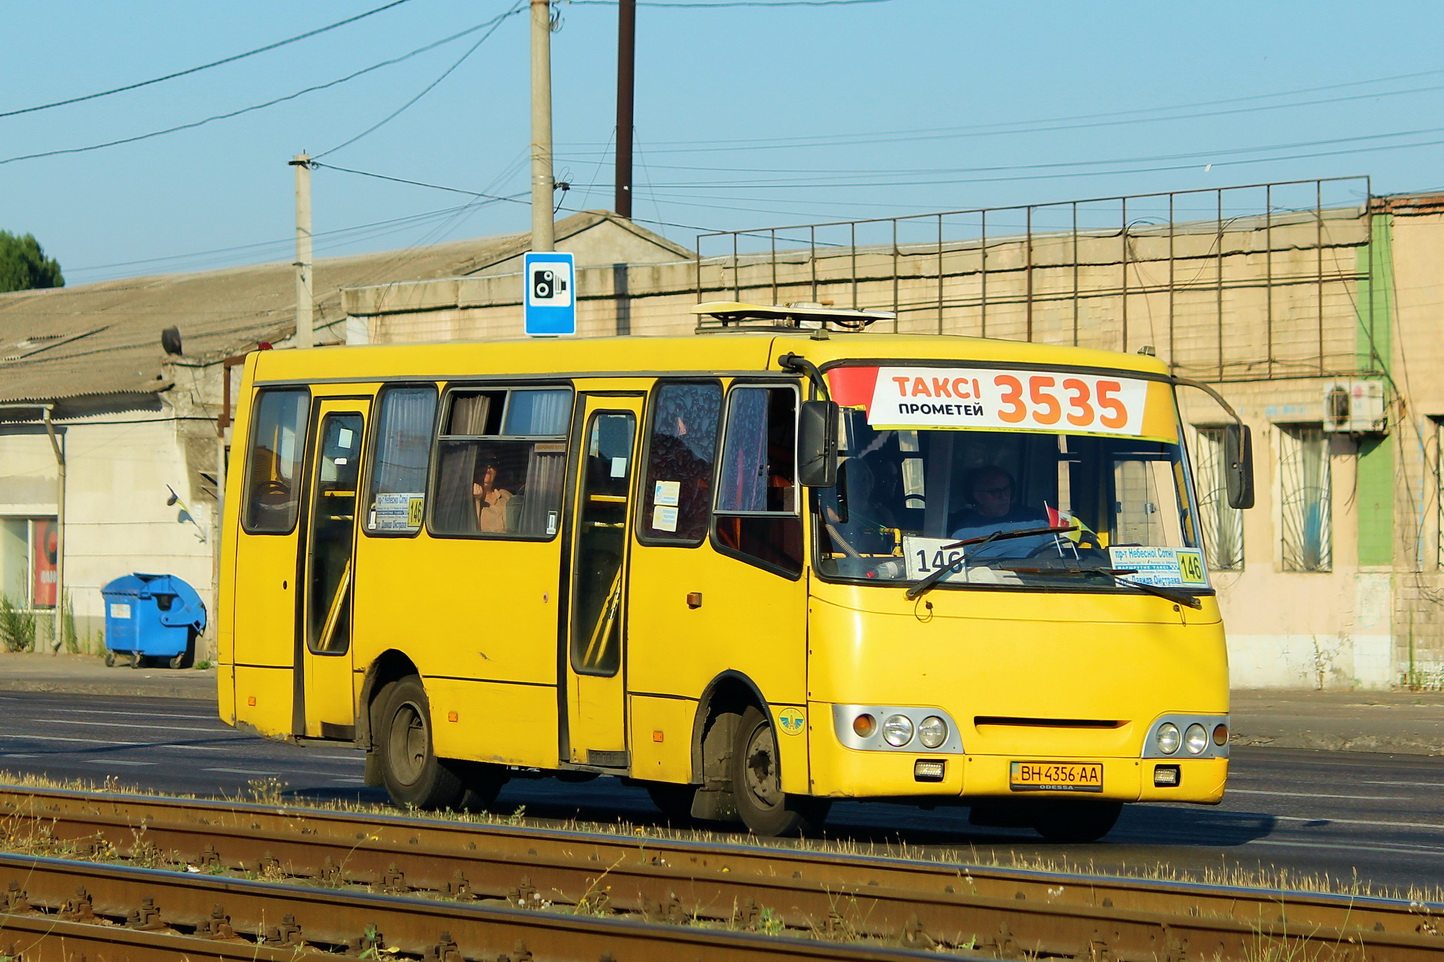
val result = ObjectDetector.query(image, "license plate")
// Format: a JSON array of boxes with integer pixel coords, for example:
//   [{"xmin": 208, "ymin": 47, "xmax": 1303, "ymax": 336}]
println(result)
[{"xmin": 1010, "ymin": 761, "xmax": 1104, "ymax": 792}]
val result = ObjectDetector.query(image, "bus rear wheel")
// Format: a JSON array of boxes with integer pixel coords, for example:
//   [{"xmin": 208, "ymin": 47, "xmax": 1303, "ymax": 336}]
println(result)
[
  {"xmin": 731, "ymin": 705, "xmax": 829, "ymax": 837},
  {"xmin": 377, "ymin": 676, "xmax": 465, "ymax": 810},
  {"xmin": 1030, "ymin": 800, "xmax": 1123, "ymax": 843}
]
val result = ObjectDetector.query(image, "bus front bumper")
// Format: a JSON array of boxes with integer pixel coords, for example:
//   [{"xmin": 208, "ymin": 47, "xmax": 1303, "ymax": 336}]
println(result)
[{"xmin": 806, "ymin": 733, "xmax": 1228, "ymax": 804}]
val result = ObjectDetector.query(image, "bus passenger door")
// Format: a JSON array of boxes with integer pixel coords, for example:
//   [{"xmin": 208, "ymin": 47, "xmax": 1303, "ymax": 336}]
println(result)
[
  {"xmin": 299, "ymin": 399, "xmax": 370, "ymax": 739},
  {"xmin": 564, "ymin": 396, "xmax": 643, "ymax": 767}
]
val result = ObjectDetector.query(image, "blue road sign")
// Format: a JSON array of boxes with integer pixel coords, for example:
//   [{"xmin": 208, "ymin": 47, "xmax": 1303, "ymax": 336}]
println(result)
[{"xmin": 524, "ymin": 251, "xmax": 576, "ymax": 337}]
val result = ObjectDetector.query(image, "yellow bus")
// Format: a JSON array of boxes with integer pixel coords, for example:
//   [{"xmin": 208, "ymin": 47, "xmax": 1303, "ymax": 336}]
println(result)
[{"xmin": 218, "ymin": 302, "xmax": 1252, "ymax": 841}]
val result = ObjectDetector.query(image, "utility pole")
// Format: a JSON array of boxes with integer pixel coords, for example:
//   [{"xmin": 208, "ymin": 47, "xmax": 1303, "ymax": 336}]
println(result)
[
  {"xmin": 530, "ymin": 0, "xmax": 556, "ymax": 251},
  {"xmin": 290, "ymin": 153, "xmax": 314, "ymax": 349},
  {"xmin": 615, "ymin": 0, "xmax": 635, "ymax": 218}
]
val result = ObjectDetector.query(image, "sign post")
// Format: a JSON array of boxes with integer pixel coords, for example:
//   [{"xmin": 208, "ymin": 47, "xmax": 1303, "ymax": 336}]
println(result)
[{"xmin": 524, "ymin": 251, "xmax": 576, "ymax": 337}]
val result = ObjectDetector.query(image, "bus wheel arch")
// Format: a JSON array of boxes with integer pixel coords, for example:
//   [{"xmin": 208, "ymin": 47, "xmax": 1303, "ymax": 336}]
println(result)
[
  {"xmin": 689, "ymin": 673, "xmax": 828, "ymax": 835},
  {"xmin": 685, "ymin": 672, "xmax": 762, "ymax": 822},
  {"xmin": 359, "ymin": 651, "xmax": 420, "ymax": 764},
  {"xmin": 731, "ymin": 703, "xmax": 829, "ymax": 837}
]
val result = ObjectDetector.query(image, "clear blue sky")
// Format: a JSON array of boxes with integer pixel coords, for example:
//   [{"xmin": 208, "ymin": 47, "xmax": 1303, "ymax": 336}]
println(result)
[{"xmin": 4, "ymin": 0, "xmax": 1443, "ymax": 285}]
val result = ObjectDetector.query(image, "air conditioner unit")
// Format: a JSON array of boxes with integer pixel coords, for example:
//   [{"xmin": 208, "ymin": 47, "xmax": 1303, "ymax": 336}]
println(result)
[{"xmin": 1322, "ymin": 379, "xmax": 1388, "ymax": 435}]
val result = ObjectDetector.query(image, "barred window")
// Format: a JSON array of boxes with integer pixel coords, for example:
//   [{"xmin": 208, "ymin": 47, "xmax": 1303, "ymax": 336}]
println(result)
[
  {"xmin": 1279, "ymin": 425, "xmax": 1331, "ymax": 572},
  {"xmin": 1192, "ymin": 426, "xmax": 1244, "ymax": 571}
]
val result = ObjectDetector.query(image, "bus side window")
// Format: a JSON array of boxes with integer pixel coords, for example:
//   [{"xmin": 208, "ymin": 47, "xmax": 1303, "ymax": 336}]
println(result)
[
  {"xmin": 431, "ymin": 387, "xmax": 571, "ymax": 540},
  {"xmin": 714, "ymin": 385, "xmax": 802, "ymax": 577},
  {"xmin": 363, "ymin": 386, "xmax": 437, "ymax": 535},
  {"xmin": 243, "ymin": 389, "xmax": 310, "ymax": 534},
  {"xmin": 639, "ymin": 381, "xmax": 721, "ymax": 545}
]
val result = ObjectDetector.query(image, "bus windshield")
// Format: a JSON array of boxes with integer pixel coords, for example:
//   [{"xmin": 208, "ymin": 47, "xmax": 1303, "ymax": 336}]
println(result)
[{"xmin": 815, "ymin": 385, "xmax": 1207, "ymax": 595}]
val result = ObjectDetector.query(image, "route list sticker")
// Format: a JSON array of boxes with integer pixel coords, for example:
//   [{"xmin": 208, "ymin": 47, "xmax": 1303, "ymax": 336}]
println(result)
[
  {"xmin": 831, "ymin": 366, "xmax": 1150, "ymax": 437},
  {"xmin": 1108, "ymin": 546, "xmax": 1209, "ymax": 588}
]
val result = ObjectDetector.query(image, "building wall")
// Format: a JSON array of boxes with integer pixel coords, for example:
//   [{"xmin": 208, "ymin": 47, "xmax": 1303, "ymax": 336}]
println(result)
[
  {"xmin": 0, "ymin": 409, "xmax": 215, "ymax": 655},
  {"xmin": 347, "ymin": 201, "xmax": 1444, "ymax": 690}
]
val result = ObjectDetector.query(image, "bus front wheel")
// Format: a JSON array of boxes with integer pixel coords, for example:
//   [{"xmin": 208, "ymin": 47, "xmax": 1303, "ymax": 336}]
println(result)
[
  {"xmin": 731, "ymin": 705, "xmax": 829, "ymax": 837},
  {"xmin": 377, "ymin": 677, "xmax": 465, "ymax": 810}
]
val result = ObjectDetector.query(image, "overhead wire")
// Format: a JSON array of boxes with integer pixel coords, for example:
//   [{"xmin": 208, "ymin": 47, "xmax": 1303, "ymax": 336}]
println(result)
[
  {"xmin": 315, "ymin": 1, "xmax": 526, "ymax": 158},
  {"xmin": 0, "ymin": 0, "xmax": 415, "ymax": 119},
  {"xmin": 0, "ymin": 11, "xmax": 521, "ymax": 167}
]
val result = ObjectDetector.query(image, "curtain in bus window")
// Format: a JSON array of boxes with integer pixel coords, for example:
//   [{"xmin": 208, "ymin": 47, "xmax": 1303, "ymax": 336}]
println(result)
[
  {"xmin": 1280, "ymin": 425, "xmax": 1331, "ymax": 572},
  {"xmin": 434, "ymin": 441, "xmax": 483, "ymax": 533},
  {"xmin": 641, "ymin": 382, "xmax": 721, "ymax": 544},
  {"xmin": 1193, "ymin": 427, "xmax": 1244, "ymax": 570},
  {"xmin": 366, "ymin": 387, "xmax": 437, "ymax": 534},
  {"xmin": 450, "ymin": 394, "xmax": 492, "ymax": 434},
  {"xmin": 245, "ymin": 390, "xmax": 309, "ymax": 533},
  {"xmin": 505, "ymin": 389, "xmax": 571, "ymax": 436},
  {"xmin": 719, "ymin": 388, "xmax": 769, "ymax": 512},
  {"xmin": 516, "ymin": 444, "xmax": 566, "ymax": 537},
  {"xmin": 715, "ymin": 387, "xmax": 802, "ymax": 576},
  {"xmin": 434, "ymin": 394, "xmax": 491, "ymax": 533}
]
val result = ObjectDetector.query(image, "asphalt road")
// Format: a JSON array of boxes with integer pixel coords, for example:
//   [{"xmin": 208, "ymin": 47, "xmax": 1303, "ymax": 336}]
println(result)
[{"xmin": 1, "ymin": 689, "xmax": 1441, "ymax": 896}]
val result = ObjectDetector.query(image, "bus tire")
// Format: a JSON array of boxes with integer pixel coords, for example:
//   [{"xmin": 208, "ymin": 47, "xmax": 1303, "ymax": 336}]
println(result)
[
  {"xmin": 731, "ymin": 704, "xmax": 829, "ymax": 837},
  {"xmin": 1030, "ymin": 800, "xmax": 1123, "ymax": 843},
  {"xmin": 377, "ymin": 676, "xmax": 465, "ymax": 810}
]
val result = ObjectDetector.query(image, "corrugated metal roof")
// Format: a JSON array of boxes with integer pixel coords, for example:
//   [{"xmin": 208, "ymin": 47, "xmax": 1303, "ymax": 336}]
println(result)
[{"xmin": 0, "ymin": 211, "xmax": 679, "ymax": 410}]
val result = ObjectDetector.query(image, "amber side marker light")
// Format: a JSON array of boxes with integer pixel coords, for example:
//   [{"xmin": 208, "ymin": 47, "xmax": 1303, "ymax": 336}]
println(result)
[
  {"xmin": 1213, "ymin": 723, "xmax": 1229, "ymax": 746},
  {"xmin": 852, "ymin": 714, "xmax": 877, "ymax": 738}
]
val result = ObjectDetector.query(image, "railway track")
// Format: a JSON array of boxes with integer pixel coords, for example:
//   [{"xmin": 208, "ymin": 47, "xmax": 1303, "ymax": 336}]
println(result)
[{"xmin": 0, "ymin": 784, "xmax": 1441, "ymax": 961}]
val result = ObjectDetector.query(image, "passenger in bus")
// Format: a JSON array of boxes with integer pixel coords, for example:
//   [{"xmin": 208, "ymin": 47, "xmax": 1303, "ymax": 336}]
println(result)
[{"xmin": 472, "ymin": 456, "xmax": 513, "ymax": 533}]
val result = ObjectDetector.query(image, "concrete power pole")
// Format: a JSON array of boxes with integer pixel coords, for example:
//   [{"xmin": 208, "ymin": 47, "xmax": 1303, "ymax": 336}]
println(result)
[
  {"xmin": 291, "ymin": 153, "xmax": 315, "ymax": 349},
  {"xmin": 530, "ymin": 0, "xmax": 556, "ymax": 251}
]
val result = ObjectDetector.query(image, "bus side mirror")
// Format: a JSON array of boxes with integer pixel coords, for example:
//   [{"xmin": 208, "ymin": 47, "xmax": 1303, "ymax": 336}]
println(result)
[
  {"xmin": 1225, "ymin": 423, "xmax": 1254, "ymax": 509},
  {"xmin": 797, "ymin": 400, "xmax": 838, "ymax": 487}
]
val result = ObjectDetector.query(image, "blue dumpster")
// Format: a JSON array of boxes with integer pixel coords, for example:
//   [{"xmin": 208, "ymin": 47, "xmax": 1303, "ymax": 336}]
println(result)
[{"xmin": 100, "ymin": 573, "xmax": 206, "ymax": 669}]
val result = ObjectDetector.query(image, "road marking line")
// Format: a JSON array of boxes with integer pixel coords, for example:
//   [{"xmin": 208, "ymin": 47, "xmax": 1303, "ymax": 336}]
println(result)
[
  {"xmin": 1226, "ymin": 788, "xmax": 1406, "ymax": 801},
  {"xmin": 99, "ymin": 761, "xmax": 153, "ymax": 767},
  {"xmin": 168, "ymin": 745, "xmax": 231, "ymax": 752},
  {"xmin": 43, "ymin": 719, "xmax": 223, "ymax": 734},
  {"xmin": 204, "ymin": 768, "xmax": 283, "ymax": 776}
]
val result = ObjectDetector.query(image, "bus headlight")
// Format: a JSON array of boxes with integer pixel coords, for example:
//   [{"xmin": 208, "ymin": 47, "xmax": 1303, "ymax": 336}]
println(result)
[
  {"xmin": 1156, "ymin": 722, "xmax": 1181, "ymax": 754},
  {"xmin": 1185, "ymin": 723, "xmax": 1209, "ymax": 754},
  {"xmin": 882, "ymin": 714, "xmax": 915, "ymax": 747},
  {"xmin": 918, "ymin": 715, "xmax": 948, "ymax": 749}
]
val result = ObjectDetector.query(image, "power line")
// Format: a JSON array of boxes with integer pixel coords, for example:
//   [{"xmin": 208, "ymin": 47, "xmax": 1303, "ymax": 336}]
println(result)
[
  {"xmin": 0, "ymin": 0, "xmax": 414, "ymax": 119},
  {"xmin": 311, "ymin": 162, "xmax": 531, "ymax": 205},
  {"xmin": 563, "ymin": 0, "xmax": 900, "ymax": 6},
  {"xmin": 627, "ymin": 125, "xmax": 1444, "ymax": 188},
  {"xmin": 0, "ymin": 13, "xmax": 517, "ymax": 167},
  {"xmin": 562, "ymin": 77, "xmax": 1444, "ymax": 156},
  {"xmin": 317, "ymin": 2, "xmax": 525, "ymax": 158}
]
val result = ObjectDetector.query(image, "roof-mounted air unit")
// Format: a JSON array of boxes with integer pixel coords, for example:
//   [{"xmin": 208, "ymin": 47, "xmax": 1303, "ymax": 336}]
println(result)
[{"xmin": 1322, "ymin": 379, "xmax": 1388, "ymax": 435}]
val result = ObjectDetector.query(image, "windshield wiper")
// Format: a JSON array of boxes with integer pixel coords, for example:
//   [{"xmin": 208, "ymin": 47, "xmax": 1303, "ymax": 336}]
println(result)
[
  {"xmin": 998, "ymin": 564, "xmax": 1204, "ymax": 609},
  {"xmin": 904, "ymin": 524, "xmax": 1076, "ymax": 601}
]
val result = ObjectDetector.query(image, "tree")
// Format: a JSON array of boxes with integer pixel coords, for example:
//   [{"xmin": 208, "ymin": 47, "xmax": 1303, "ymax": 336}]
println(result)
[{"xmin": 0, "ymin": 230, "xmax": 64, "ymax": 292}]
